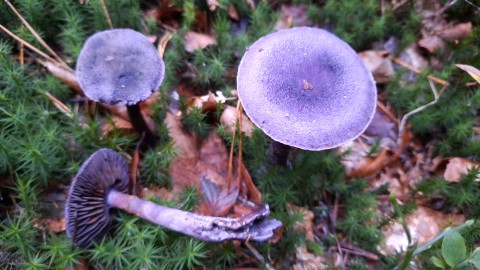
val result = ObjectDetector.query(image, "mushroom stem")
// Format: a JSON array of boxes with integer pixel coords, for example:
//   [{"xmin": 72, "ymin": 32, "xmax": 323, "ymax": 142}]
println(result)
[
  {"xmin": 268, "ymin": 141, "xmax": 291, "ymax": 167},
  {"xmin": 126, "ymin": 104, "xmax": 158, "ymax": 149},
  {"xmin": 107, "ymin": 190, "xmax": 281, "ymax": 242}
]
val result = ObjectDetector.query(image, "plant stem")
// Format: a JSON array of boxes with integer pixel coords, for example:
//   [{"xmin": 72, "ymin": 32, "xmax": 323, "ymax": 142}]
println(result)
[
  {"xmin": 107, "ymin": 190, "xmax": 281, "ymax": 242},
  {"xmin": 126, "ymin": 104, "xmax": 158, "ymax": 149}
]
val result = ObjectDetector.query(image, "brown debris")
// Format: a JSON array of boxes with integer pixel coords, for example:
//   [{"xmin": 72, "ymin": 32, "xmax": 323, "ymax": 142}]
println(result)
[
  {"xmin": 358, "ymin": 50, "xmax": 395, "ymax": 84},
  {"xmin": 184, "ymin": 31, "xmax": 216, "ymax": 52}
]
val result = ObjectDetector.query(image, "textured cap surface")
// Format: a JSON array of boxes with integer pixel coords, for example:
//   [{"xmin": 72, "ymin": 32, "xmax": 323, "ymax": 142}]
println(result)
[
  {"xmin": 76, "ymin": 29, "xmax": 165, "ymax": 105},
  {"xmin": 237, "ymin": 27, "xmax": 377, "ymax": 150},
  {"xmin": 65, "ymin": 148, "xmax": 130, "ymax": 248}
]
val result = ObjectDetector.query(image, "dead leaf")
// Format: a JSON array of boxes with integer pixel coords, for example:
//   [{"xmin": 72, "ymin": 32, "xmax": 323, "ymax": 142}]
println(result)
[
  {"xmin": 358, "ymin": 50, "xmax": 395, "ymax": 83},
  {"xmin": 199, "ymin": 177, "xmax": 238, "ymax": 216},
  {"xmin": 228, "ymin": 4, "xmax": 239, "ymax": 21},
  {"xmin": 141, "ymin": 186, "xmax": 172, "ymax": 201},
  {"xmin": 102, "ymin": 115, "xmax": 133, "ymax": 136},
  {"xmin": 443, "ymin": 157, "xmax": 480, "ymax": 182},
  {"xmin": 287, "ymin": 203, "xmax": 314, "ymax": 241},
  {"xmin": 274, "ymin": 5, "xmax": 311, "ymax": 30},
  {"xmin": 293, "ymin": 246, "xmax": 340, "ymax": 270},
  {"xmin": 456, "ymin": 64, "xmax": 480, "ymax": 84},
  {"xmin": 439, "ymin": 22, "xmax": 472, "ymax": 41},
  {"xmin": 220, "ymin": 105, "xmax": 254, "ymax": 137},
  {"xmin": 382, "ymin": 207, "xmax": 465, "ymax": 254},
  {"xmin": 34, "ymin": 217, "xmax": 66, "ymax": 233},
  {"xmin": 418, "ymin": 35, "xmax": 445, "ymax": 53},
  {"xmin": 184, "ymin": 31, "xmax": 216, "ymax": 52},
  {"xmin": 157, "ymin": 31, "xmax": 173, "ymax": 58},
  {"xmin": 37, "ymin": 59, "xmax": 81, "ymax": 93},
  {"xmin": 349, "ymin": 148, "xmax": 390, "ymax": 178},
  {"xmin": 44, "ymin": 91, "xmax": 73, "ymax": 118},
  {"xmin": 65, "ymin": 258, "xmax": 89, "ymax": 270}
]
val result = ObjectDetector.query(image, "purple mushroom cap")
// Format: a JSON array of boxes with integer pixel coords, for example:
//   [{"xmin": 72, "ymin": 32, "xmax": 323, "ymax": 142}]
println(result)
[
  {"xmin": 65, "ymin": 148, "xmax": 129, "ymax": 248},
  {"xmin": 76, "ymin": 29, "xmax": 165, "ymax": 105},
  {"xmin": 237, "ymin": 27, "xmax": 377, "ymax": 151}
]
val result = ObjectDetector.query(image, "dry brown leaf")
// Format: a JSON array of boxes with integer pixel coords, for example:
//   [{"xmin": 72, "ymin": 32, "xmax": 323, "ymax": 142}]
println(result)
[
  {"xmin": 65, "ymin": 258, "xmax": 89, "ymax": 270},
  {"xmin": 382, "ymin": 207, "xmax": 465, "ymax": 254},
  {"xmin": 358, "ymin": 50, "xmax": 395, "ymax": 84},
  {"xmin": 440, "ymin": 22, "xmax": 472, "ymax": 41},
  {"xmin": 141, "ymin": 186, "xmax": 172, "ymax": 201},
  {"xmin": 349, "ymin": 148, "xmax": 390, "ymax": 178},
  {"xmin": 293, "ymin": 246, "xmax": 340, "ymax": 270},
  {"xmin": 102, "ymin": 115, "xmax": 133, "ymax": 136},
  {"xmin": 44, "ymin": 91, "xmax": 73, "ymax": 118},
  {"xmin": 220, "ymin": 105, "xmax": 254, "ymax": 137},
  {"xmin": 287, "ymin": 203, "xmax": 314, "ymax": 241},
  {"xmin": 34, "ymin": 217, "xmax": 66, "ymax": 233},
  {"xmin": 418, "ymin": 35, "xmax": 445, "ymax": 53},
  {"xmin": 274, "ymin": 5, "xmax": 311, "ymax": 30},
  {"xmin": 443, "ymin": 157, "xmax": 480, "ymax": 182},
  {"xmin": 228, "ymin": 4, "xmax": 239, "ymax": 20},
  {"xmin": 184, "ymin": 31, "xmax": 216, "ymax": 52},
  {"xmin": 37, "ymin": 59, "xmax": 81, "ymax": 93},
  {"xmin": 157, "ymin": 31, "xmax": 173, "ymax": 58}
]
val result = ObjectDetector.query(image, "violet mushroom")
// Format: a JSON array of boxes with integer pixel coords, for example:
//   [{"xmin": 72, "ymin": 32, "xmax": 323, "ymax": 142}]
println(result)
[
  {"xmin": 65, "ymin": 148, "xmax": 281, "ymax": 248},
  {"xmin": 76, "ymin": 29, "xmax": 164, "ymax": 149},
  {"xmin": 236, "ymin": 27, "xmax": 377, "ymax": 165}
]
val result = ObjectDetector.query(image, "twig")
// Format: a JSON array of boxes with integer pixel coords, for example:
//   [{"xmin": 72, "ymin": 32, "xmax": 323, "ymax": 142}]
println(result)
[
  {"xmin": 237, "ymin": 101, "xmax": 243, "ymax": 191},
  {"xmin": 244, "ymin": 239, "xmax": 275, "ymax": 270},
  {"xmin": 19, "ymin": 42, "xmax": 24, "ymax": 68},
  {"xmin": 227, "ymin": 100, "xmax": 242, "ymax": 190},
  {"xmin": 5, "ymin": 0, "xmax": 71, "ymax": 71},
  {"xmin": 0, "ymin": 24, "xmax": 58, "ymax": 65},
  {"xmin": 388, "ymin": 56, "xmax": 449, "ymax": 86},
  {"xmin": 397, "ymin": 80, "xmax": 448, "ymax": 146},
  {"xmin": 377, "ymin": 101, "xmax": 398, "ymax": 123},
  {"xmin": 339, "ymin": 241, "xmax": 380, "ymax": 261},
  {"xmin": 99, "ymin": 0, "xmax": 113, "ymax": 29}
]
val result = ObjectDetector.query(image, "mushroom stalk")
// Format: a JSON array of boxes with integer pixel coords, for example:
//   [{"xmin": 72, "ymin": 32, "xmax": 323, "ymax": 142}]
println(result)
[
  {"xmin": 126, "ymin": 104, "xmax": 158, "ymax": 149},
  {"xmin": 107, "ymin": 190, "xmax": 280, "ymax": 242},
  {"xmin": 268, "ymin": 141, "xmax": 291, "ymax": 167}
]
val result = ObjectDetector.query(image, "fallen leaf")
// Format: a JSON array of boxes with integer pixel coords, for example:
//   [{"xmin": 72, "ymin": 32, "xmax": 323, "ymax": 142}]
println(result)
[
  {"xmin": 37, "ymin": 59, "xmax": 81, "ymax": 93},
  {"xmin": 443, "ymin": 157, "xmax": 480, "ymax": 183},
  {"xmin": 382, "ymin": 207, "xmax": 465, "ymax": 254},
  {"xmin": 220, "ymin": 105, "xmax": 254, "ymax": 137},
  {"xmin": 293, "ymin": 246, "xmax": 340, "ymax": 270},
  {"xmin": 439, "ymin": 22, "xmax": 472, "ymax": 41},
  {"xmin": 141, "ymin": 186, "xmax": 172, "ymax": 201},
  {"xmin": 198, "ymin": 177, "xmax": 238, "ymax": 216},
  {"xmin": 456, "ymin": 64, "xmax": 480, "ymax": 84},
  {"xmin": 418, "ymin": 35, "xmax": 446, "ymax": 53},
  {"xmin": 65, "ymin": 258, "xmax": 89, "ymax": 270},
  {"xmin": 287, "ymin": 203, "xmax": 314, "ymax": 241},
  {"xmin": 184, "ymin": 31, "xmax": 216, "ymax": 53},
  {"xmin": 358, "ymin": 50, "xmax": 395, "ymax": 83},
  {"xmin": 349, "ymin": 148, "xmax": 390, "ymax": 178},
  {"xmin": 34, "ymin": 217, "xmax": 66, "ymax": 233},
  {"xmin": 228, "ymin": 4, "xmax": 239, "ymax": 21},
  {"xmin": 44, "ymin": 91, "xmax": 73, "ymax": 118},
  {"xmin": 101, "ymin": 115, "xmax": 133, "ymax": 136},
  {"xmin": 157, "ymin": 31, "xmax": 173, "ymax": 58}
]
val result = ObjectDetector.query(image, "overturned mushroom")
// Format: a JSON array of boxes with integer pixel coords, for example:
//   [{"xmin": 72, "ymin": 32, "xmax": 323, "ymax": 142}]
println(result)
[
  {"xmin": 237, "ymin": 27, "xmax": 376, "ymax": 165},
  {"xmin": 76, "ymin": 29, "xmax": 164, "ymax": 149},
  {"xmin": 65, "ymin": 148, "xmax": 281, "ymax": 248}
]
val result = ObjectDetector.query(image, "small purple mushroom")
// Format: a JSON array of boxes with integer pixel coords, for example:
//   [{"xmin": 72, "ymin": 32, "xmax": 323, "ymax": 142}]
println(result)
[
  {"xmin": 76, "ymin": 29, "xmax": 165, "ymax": 149},
  {"xmin": 237, "ymin": 27, "xmax": 376, "ymax": 164},
  {"xmin": 65, "ymin": 148, "xmax": 281, "ymax": 248}
]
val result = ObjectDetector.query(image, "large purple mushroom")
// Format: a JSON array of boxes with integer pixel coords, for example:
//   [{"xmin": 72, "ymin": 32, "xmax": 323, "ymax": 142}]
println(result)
[
  {"xmin": 237, "ymin": 27, "xmax": 376, "ymax": 161},
  {"xmin": 76, "ymin": 29, "xmax": 164, "ymax": 149},
  {"xmin": 65, "ymin": 148, "xmax": 281, "ymax": 248}
]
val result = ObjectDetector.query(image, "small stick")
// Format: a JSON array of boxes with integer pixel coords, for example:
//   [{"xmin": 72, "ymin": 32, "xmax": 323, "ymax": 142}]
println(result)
[
  {"xmin": 5, "ymin": 0, "xmax": 71, "ymax": 71},
  {"xmin": 244, "ymin": 238, "xmax": 276, "ymax": 270},
  {"xmin": 237, "ymin": 101, "xmax": 243, "ymax": 190},
  {"xmin": 99, "ymin": 0, "xmax": 113, "ymax": 29},
  {"xmin": 0, "ymin": 24, "xmax": 57, "ymax": 64},
  {"xmin": 339, "ymin": 241, "xmax": 380, "ymax": 261},
  {"xmin": 376, "ymin": 101, "xmax": 398, "ymax": 123},
  {"xmin": 388, "ymin": 56, "xmax": 449, "ymax": 86},
  {"xmin": 227, "ymin": 100, "xmax": 242, "ymax": 190},
  {"xmin": 19, "ymin": 42, "xmax": 24, "ymax": 68}
]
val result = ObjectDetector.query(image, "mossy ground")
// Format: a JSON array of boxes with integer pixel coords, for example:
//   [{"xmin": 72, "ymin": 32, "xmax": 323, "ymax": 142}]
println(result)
[{"xmin": 0, "ymin": 0, "xmax": 479, "ymax": 269}]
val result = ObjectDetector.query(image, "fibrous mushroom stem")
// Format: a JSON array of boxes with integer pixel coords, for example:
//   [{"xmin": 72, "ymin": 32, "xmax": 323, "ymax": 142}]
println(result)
[
  {"xmin": 106, "ymin": 190, "xmax": 280, "ymax": 242},
  {"xmin": 268, "ymin": 140, "xmax": 291, "ymax": 167},
  {"xmin": 126, "ymin": 103, "xmax": 158, "ymax": 149}
]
